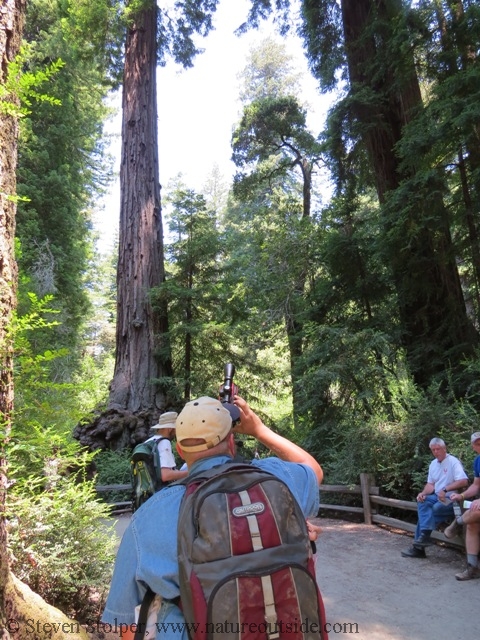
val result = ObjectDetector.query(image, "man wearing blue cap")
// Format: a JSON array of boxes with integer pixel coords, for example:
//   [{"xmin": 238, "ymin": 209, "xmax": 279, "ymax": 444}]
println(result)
[{"xmin": 446, "ymin": 431, "xmax": 480, "ymax": 580}]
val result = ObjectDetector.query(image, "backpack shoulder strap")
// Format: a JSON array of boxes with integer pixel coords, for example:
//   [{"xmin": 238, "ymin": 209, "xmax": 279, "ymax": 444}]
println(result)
[
  {"xmin": 151, "ymin": 436, "xmax": 168, "ymax": 460},
  {"xmin": 151, "ymin": 436, "xmax": 169, "ymax": 485},
  {"xmin": 134, "ymin": 587, "xmax": 155, "ymax": 640},
  {"xmin": 171, "ymin": 459, "xmax": 254, "ymax": 490},
  {"xmin": 150, "ymin": 435, "xmax": 168, "ymax": 449}
]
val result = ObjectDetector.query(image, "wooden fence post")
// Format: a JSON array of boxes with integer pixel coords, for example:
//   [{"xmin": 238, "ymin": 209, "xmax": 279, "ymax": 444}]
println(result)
[{"xmin": 360, "ymin": 473, "xmax": 375, "ymax": 524}]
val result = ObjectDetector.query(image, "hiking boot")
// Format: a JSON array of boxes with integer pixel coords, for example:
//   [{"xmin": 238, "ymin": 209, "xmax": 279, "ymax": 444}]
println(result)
[
  {"xmin": 444, "ymin": 519, "xmax": 461, "ymax": 539},
  {"xmin": 413, "ymin": 534, "xmax": 432, "ymax": 547},
  {"xmin": 401, "ymin": 545, "xmax": 426, "ymax": 558},
  {"xmin": 455, "ymin": 564, "xmax": 480, "ymax": 581}
]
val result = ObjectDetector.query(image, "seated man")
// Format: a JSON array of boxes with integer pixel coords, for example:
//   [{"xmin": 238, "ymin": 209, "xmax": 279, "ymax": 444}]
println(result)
[
  {"xmin": 445, "ymin": 431, "xmax": 480, "ymax": 580},
  {"xmin": 401, "ymin": 437, "xmax": 468, "ymax": 559}
]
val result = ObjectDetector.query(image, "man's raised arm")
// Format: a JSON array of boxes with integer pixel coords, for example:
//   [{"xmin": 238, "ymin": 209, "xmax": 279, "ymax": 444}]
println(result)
[{"xmin": 233, "ymin": 395, "xmax": 323, "ymax": 484}]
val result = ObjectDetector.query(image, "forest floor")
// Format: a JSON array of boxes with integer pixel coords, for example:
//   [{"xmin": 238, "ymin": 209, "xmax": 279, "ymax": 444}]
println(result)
[
  {"xmin": 88, "ymin": 514, "xmax": 477, "ymax": 640},
  {"xmin": 313, "ymin": 517, "xmax": 477, "ymax": 640}
]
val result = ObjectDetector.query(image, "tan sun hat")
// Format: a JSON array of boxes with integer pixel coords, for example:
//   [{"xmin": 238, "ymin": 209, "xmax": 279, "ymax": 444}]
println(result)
[
  {"xmin": 176, "ymin": 397, "xmax": 234, "ymax": 453},
  {"xmin": 471, "ymin": 431, "xmax": 480, "ymax": 444},
  {"xmin": 151, "ymin": 411, "xmax": 178, "ymax": 431}
]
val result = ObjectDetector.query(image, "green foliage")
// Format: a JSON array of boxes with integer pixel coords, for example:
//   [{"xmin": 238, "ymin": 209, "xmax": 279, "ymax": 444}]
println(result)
[
  {"xmin": 155, "ymin": 180, "xmax": 233, "ymax": 400},
  {"xmin": 299, "ymin": 0, "xmax": 480, "ymax": 393},
  {"xmin": 24, "ymin": 0, "xmax": 125, "ymax": 86},
  {"xmin": 298, "ymin": 0, "xmax": 344, "ymax": 91},
  {"xmin": 157, "ymin": 0, "xmax": 220, "ymax": 68},
  {"xmin": 95, "ymin": 449, "xmax": 131, "ymax": 486},
  {"xmin": 16, "ymin": 0, "xmax": 119, "ymax": 356},
  {"xmin": 11, "ymin": 295, "xmax": 112, "ymax": 477},
  {"xmin": 7, "ymin": 477, "xmax": 116, "ymax": 622},
  {"xmin": 0, "ymin": 44, "xmax": 63, "ymax": 117},
  {"xmin": 6, "ymin": 294, "xmax": 116, "ymax": 619},
  {"xmin": 228, "ymin": 42, "xmax": 327, "ymax": 425},
  {"xmin": 232, "ymin": 95, "xmax": 322, "ymax": 195},
  {"xmin": 237, "ymin": 36, "xmax": 303, "ymax": 104},
  {"xmin": 94, "ymin": 449, "xmax": 132, "ymax": 503},
  {"xmin": 82, "ymin": 246, "xmax": 117, "ymax": 371}
]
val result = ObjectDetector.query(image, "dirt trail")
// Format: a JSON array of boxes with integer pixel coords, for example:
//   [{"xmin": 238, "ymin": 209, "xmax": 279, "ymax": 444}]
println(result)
[
  {"xmin": 313, "ymin": 517, "xmax": 476, "ymax": 640},
  {"xmin": 105, "ymin": 514, "xmax": 476, "ymax": 640}
]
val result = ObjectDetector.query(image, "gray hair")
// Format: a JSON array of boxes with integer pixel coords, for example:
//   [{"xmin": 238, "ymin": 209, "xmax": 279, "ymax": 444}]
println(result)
[{"xmin": 429, "ymin": 437, "xmax": 446, "ymax": 448}]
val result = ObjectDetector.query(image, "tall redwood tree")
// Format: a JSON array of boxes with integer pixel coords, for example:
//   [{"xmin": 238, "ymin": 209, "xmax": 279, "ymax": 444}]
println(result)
[
  {"xmin": 295, "ymin": 0, "xmax": 478, "ymax": 389},
  {"xmin": 338, "ymin": 0, "xmax": 477, "ymax": 388},
  {"xmin": 74, "ymin": 1, "xmax": 221, "ymax": 450},
  {"xmin": 108, "ymin": 1, "xmax": 172, "ymax": 420}
]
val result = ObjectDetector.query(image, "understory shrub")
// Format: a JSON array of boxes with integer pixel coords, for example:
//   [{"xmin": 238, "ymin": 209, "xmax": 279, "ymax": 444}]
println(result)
[
  {"xmin": 7, "ymin": 476, "xmax": 116, "ymax": 622},
  {"xmin": 307, "ymin": 382, "xmax": 480, "ymax": 501},
  {"xmin": 94, "ymin": 448, "xmax": 132, "ymax": 503},
  {"xmin": 94, "ymin": 448, "xmax": 131, "ymax": 485}
]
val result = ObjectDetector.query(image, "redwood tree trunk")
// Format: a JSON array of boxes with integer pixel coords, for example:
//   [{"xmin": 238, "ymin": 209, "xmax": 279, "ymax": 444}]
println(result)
[
  {"xmin": 1, "ymin": 1, "xmax": 25, "ymax": 633},
  {"xmin": 340, "ymin": 0, "xmax": 477, "ymax": 388},
  {"xmin": 434, "ymin": 0, "xmax": 480, "ymax": 313},
  {"xmin": 109, "ymin": 1, "xmax": 172, "ymax": 418}
]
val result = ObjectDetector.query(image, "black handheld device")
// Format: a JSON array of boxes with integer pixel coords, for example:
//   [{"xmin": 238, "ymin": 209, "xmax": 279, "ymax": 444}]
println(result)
[{"xmin": 219, "ymin": 363, "xmax": 240, "ymax": 425}]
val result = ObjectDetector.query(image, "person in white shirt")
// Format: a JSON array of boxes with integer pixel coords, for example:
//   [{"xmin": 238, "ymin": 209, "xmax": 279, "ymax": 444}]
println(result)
[
  {"xmin": 146, "ymin": 412, "xmax": 188, "ymax": 484},
  {"xmin": 401, "ymin": 437, "xmax": 468, "ymax": 558}
]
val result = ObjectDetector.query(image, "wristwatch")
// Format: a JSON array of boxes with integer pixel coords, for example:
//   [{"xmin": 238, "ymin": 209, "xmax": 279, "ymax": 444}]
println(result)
[{"xmin": 443, "ymin": 487, "xmax": 449, "ymax": 493}]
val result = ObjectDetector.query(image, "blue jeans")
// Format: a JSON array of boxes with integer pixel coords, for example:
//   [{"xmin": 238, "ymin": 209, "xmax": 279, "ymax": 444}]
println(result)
[{"xmin": 415, "ymin": 494, "xmax": 454, "ymax": 540}]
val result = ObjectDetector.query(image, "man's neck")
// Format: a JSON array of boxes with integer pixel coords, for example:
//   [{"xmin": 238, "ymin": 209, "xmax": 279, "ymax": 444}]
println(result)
[{"xmin": 187, "ymin": 454, "xmax": 233, "ymax": 474}]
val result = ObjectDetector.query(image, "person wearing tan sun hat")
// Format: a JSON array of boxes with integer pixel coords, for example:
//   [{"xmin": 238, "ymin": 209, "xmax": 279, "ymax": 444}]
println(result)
[
  {"xmin": 446, "ymin": 431, "xmax": 480, "ymax": 580},
  {"xmin": 174, "ymin": 396, "xmax": 236, "ymax": 453},
  {"xmin": 102, "ymin": 395, "xmax": 323, "ymax": 640},
  {"xmin": 146, "ymin": 411, "xmax": 188, "ymax": 484}
]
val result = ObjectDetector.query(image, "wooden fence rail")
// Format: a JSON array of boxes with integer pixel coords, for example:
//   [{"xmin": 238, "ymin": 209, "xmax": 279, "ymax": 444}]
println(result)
[
  {"xmin": 96, "ymin": 484, "xmax": 131, "ymax": 493},
  {"xmin": 95, "ymin": 484, "xmax": 132, "ymax": 514},
  {"xmin": 319, "ymin": 472, "xmax": 465, "ymax": 549}
]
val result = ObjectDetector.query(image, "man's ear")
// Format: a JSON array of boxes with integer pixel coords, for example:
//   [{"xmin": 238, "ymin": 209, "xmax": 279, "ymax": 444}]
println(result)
[
  {"xmin": 176, "ymin": 441, "xmax": 185, "ymax": 460},
  {"xmin": 227, "ymin": 432, "xmax": 236, "ymax": 457}
]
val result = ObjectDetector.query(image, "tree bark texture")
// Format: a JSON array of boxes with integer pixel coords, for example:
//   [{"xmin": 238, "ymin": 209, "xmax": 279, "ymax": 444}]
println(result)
[
  {"xmin": 434, "ymin": 0, "xmax": 480, "ymax": 310},
  {"xmin": 340, "ymin": 0, "xmax": 477, "ymax": 387},
  {"xmin": 1, "ymin": 1, "xmax": 24, "ymax": 635},
  {"xmin": 109, "ymin": 1, "xmax": 172, "ymax": 418}
]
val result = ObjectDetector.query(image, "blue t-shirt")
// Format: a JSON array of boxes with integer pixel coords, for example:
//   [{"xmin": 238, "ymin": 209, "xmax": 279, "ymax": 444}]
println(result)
[
  {"xmin": 474, "ymin": 454, "xmax": 480, "ymax": 478},
  {"xmin": 102, "ymin": 454, "xmax": 319, "ymax": 638}
]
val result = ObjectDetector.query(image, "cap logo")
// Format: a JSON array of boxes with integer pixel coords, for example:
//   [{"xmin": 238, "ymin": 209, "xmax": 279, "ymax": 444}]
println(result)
[{"xmin": 232, "ymin": 502, "xmax": 265, "ymax": 517}]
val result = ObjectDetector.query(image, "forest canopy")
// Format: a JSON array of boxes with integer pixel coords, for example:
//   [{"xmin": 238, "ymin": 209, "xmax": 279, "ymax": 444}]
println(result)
[
  {"xmin": 2, "ymin": 6, "xmax": 480, "ymax": 617},
  {"xmin": 10, "ymin": 0, "xmax": 480, "ymax": 490},
  {"xmin": 2, "ymin": 0, "xmax": 480, "ymax": 627}
]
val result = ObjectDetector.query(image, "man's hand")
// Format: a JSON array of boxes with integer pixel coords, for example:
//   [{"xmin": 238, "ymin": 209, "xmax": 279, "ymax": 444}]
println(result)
[
  {"xmin": 307, "ymin": 520, "xmax": 323, "ymax": 541},
  {"xmin": 470, "ymin": 498, "xmax": 480, "ymax": 512},
  {"xmin": 417, "ymin": 483, "xmax": 435, "ymax": 502},
  {"xmin": 232, "ymin": 395, "xmax": 264, "ymax": 437},
  {"xmin": 438, "ymin": 488, "xmax": 449, "ymax": 503}
]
